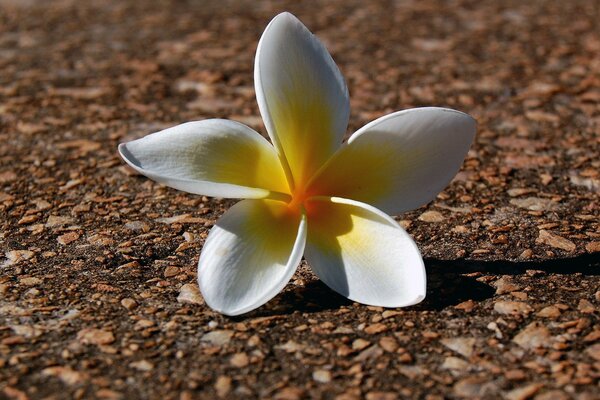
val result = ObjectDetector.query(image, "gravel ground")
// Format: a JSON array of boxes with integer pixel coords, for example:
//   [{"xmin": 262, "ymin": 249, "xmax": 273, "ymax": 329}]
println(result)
[{"xmin": 0, "ymin": 0, "xmax": 598, "ymax": 399}]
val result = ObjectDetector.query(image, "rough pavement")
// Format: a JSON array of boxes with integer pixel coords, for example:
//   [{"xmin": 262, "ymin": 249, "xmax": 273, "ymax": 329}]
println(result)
[{"xmin": 0, "ymin": 0, "xmax": 598, "ymax": 399}]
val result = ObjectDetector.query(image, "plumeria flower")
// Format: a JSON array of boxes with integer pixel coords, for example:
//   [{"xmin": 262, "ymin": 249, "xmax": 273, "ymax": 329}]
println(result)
[{"xmin": 118, "ymin": 12, "xmax": 476, "ymax": 316}]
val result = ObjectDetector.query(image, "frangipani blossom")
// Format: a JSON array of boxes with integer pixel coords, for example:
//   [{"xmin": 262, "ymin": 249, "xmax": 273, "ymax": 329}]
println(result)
[{"xmin": 118, "ymin": 12, "xmax": 476, "ymax": 316}]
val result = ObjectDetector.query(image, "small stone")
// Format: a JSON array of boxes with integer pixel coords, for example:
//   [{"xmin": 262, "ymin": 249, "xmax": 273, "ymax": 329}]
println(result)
[
  {"xmin": 442, "ymin": 356, "xmax": 469, "ymax": 370},
  {"xmin": 365, "ymin": 392, "xmax": 398, "ymax": 400},
  {"xmin": 505, "ymin": 369, "xmax": 526, "ymax": 381},
  {"xmin": 0, "ymin": 170, "xmax": 17, "ymax": 183},
  {"xmin": 513, "ymin": 322, "xmax": 551, "ymax": 349},
  {"xmin": 58, "ymin": 232, "xmax": 80, "ymax": 245},
  {"xmin": 273, "ymin": 387, "xmax": 304, "ymax": 400},
  {"xmin": 578, "ymin": 299, "xmax": 595, "ymax": 313},
  {"xmin": 534, "ymin": 390, "xmax": 569, "ymax": 400},
  {"xmin": 364, "ymin": 323, "xmax": 387, "ymax": 334},
  {"xmin": 381, "ymin": 310, "xmax": 401, "ymax": 319},
  {"xmin": 77, "ymin": 328, "xmax": 115, "ymax": 345},
  {"xmin": 215, "ymin": 376, "xmax": 231, "ymax": 398},
  {"xmin": 378, "ymin": 336, "xmax": 398, "ymax": 352},
  {"xmin": 18, "ymin": 215, "xmax": 40, "ymax": 225},
  {"xmin": 536, "ymin": 230, "xmax": 576, "ymax": 252},
  {"xmin": 42, "ymin": 366, "xmax": 87, "ymax": 385},
  {"xmin": 164, "ymin": 265, "xmax": 180, "ymax": 278},
  {"xmin": 440, "ymin": 337, "xmax": 476, "ymax": 358},
  {"xmin": 354, "ymin": 345, "xmax": 384, "ymax": 362},
  {"xmin": 201, "ymin": 330, "xmax": 233, "ymax": 347},
  {"xmin": 352, "ymin": 338, "xmax": 371, "ymax": 351},
  {"xmin": 505, "ymin": 384, "xmax": 543, "ymax": 400},
  {"xmin": 230, "ymin": 352, "xmax": 249, "ymax": 368},
  {"xmin": 536, "ymin": 306, "xmax": 561, "ymax": 319},
  {"xmin": 519, "ymin": 249, "xmax": 534, "ymax": 259},
  {"xmin": 494, "ymin": 277, "xmax": 521, "ymax": 294},
  {"xmin": 312, "ymin": 369, "xmax": 331, "ymax": 383},
  {"xmin": 277, "ymin": 340, "xmax": 305, "ymax": 353},
  {"xmin": 510, "ymin": 197, "xmax": 557, "ymax": 211},
  {"xmin": 177, "ymin": 284, "xmax": 204, "ymax": 305},
  {"xmin": 539, "ymin": 174, "xmax": 553, "ymax": 185},
  {"xmin": 3, "ymin": 250, "xmax": 35, "ymax": 267},
  {"xmin": 494, "ymin": 301, "xmax": 533, "ymax": 316},
  {"xmin": 46, "ymin": 215, "xmax": 74, "ymax": 227},
  {"xmin": 120, "ymin": 298, "xmax": 138, "ymax": 310},
  {"xmin": 19, "ymin": 276, "xmax": 42, "ymax": 286},
  {"xmin": 129, "ymin": 360, "xmax": 154, "ymax": 371},
  {"xmin": 455, "ymin": 300, "xmax": 475, "ymax": 312},
  {"xmin": 585, "ymin": 242, "xmax": 600, "ymax": 252},
  {"xmin": 585, "ymin": 343, "xmax": 600, "ymax": 361},
  {"xmin": 507, "ymin": 188, "xmax": 537, "ymax": 197},
  {"xmin": 124, "ymin": 221, "xmax": 150, "ymax": 231},
  {"xmin": 453, "ymin": 377, "xmax": 498, "ymax": 398},
  {"xmin": 418, "ymin": 210, "xmax": 445, "ymax": 222}
]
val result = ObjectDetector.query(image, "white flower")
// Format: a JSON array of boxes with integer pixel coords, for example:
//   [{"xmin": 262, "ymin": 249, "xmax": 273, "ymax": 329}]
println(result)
[{"xmin": 118, "ymin": 12, "xmax": 476, "ymax": 316}]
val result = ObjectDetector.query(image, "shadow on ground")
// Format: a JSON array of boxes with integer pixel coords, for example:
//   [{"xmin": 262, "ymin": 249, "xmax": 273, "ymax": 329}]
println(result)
[{"xmin": 237, "ymin": 253, "xmax": 599, "ymax": 318}]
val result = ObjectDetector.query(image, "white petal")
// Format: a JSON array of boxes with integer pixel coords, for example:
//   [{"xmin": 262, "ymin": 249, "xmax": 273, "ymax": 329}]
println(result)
[
  {"xmin": 308, "ymin": 107, "xmax": 476, "ymax": 215},
  {"xmin": 119, "ymin": 120, "xmax": 289, "ymax": 199},
  {"xmin": 198, "ymin": 199, "xmax": 306, "ymax": 316},
  {"xmin": 255, "ymin": 12, "xmax": 349, "ymax": 188},
  {"xmin": 304, "ymin": 196, "xmax": 426, "ymax": 307}
]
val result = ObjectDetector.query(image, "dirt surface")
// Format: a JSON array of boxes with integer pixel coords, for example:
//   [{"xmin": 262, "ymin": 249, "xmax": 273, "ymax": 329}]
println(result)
[{"xmin": 1, "ymin": 0, "xmax": 599, "ymax": 399}]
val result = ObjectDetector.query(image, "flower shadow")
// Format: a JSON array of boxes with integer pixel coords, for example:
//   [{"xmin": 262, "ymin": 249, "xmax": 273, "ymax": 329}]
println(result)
[
  {"xmin": 415, "ymin": 253, "xmax": 599, "ymax": 311},
  {"xmin": 236, "ymin": 253, "xmax": 598, "ymax": 318}
]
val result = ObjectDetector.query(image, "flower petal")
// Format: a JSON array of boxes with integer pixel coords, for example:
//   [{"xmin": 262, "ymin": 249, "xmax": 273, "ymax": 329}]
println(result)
[
  {"xmin": 304, "ymin": 196, "xmax": 426, "ymax": 307},
  {"xmin": 119, "ymin": 120, "xmax": 289, "ymax": 199},
  {"xmin": 198, "ymin": 199, "xmax": 306, "ymax": 316},
  {"xmin": 255, "ymin": 12, "xmax": 349, "ymax": 188},
  {"xmin": 308, "ymin": 107, "xmax": 476, "ymax": 215}
]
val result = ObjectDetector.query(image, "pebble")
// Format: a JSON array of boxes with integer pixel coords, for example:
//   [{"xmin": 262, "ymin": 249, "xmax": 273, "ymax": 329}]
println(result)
[
  {"xmin": 453, "ymin": 377, "xmax": 498, "ymax": 397},
  {"xmin": 585, "ymin": 343, "xmax": 600, "ymax": 361},
  {"xmin": 42, "ymin": 366, "xmax": 87, "ymax": 385},
  {"xmin": 77, "ymin": 328, "xmax": 115, "ymax": 345},
  {"xmin": 365, "ymin": 392, "xmax": 398, "ymax": 400},
  {"xmin": 507, "ymin": 188, "xmax": 537, "ymax": 197},
  {"xmin": 536, "ymin": 230, "xmax": 576, "ymax": 252},
  {"xmin": 3, "ymin": 250, "xmax": 34, "ymax": 267},
  {"xmin": 577, "ymin": 299, "xmax": 595, "ymax": 313},
  {"xmin": 129, "ymin": 360, "xmax": 154, "ymax": 371},
  {"xmin": 510, "ymin": 197, "xmax": 557, "ymax": 211},
  {"xmin": 585, "ymin": 241, "xmax": 600, "ymax": 252},
  {"xmin": 312, "ymin": 369, "xmax": 332, "ymax": 383},
  {"xmin": 378, "ymin": 336, "xmax": 398, "ymax": 352},
  {"xmin": 163, "ymin": 266, "xmax": 180, "ymax": 278},
  {"xmin": 442, "ymin": 356, "xmax": 470, "ymax": 371},
  {"xmin": 534, "ymin": 390, "xmax": 569, "ymax": 400},
  {"xmin": 364, "ymin": 323, "xmax": 387, "ymax": 334},
  {"xmin": 19, "ymin": 277, "xmax": 42, "ymax": 286},
  {"xmin": 440, "ymin": 337, "xmax": 476, "ymax": 358},
  {"xmin": 46, "ymin": 215, "xmax": 75, "ymax": 227},
  {"xmin": 214, "ymin": 376, "xmax": 231, "ymax": 398},
  {"xmin": 230, "ymin": 352, "xmax": 249, "ymax": 368},
  {"xmin": 493, "ymin": 301, "xmax": 533, "ymax": 316},
  {"xmin": 536, "ymin": 306, "xmax": 561, "ymax": 319},
  {"xmin": 120, "ymin": 298, "xmax": 138, "ymax": 310},
  {"xmin": 504, "ymin": 383, "xmax": 543, "ymax": 400},
  {"xmin": 493, "ymin": 277, "xmax": 520, "ymax": 294},
  {"xmin": 177, "ymin": 284, "xmax": 204, "ymax": 305},
  {"xmin": 57, "ymin": 232, "xmax": 80, "ymax": 245},
  {"xmin": 418, "ymin": 211, "xmax": 445, "ymax": 222},
  {"xmin": 352, "ymin": 338, "xmax": 371, "ymax": 351},
  {"xmin": 512, "ymin": 322, "xmax": 551, "ymax": 349},
  {"xmin": 273, "ymin": 387, "xmax": 304, "ymax": 400},
  {"xmin": 201, "ymin": 330, "xmax": 233, "ymax": 347}
]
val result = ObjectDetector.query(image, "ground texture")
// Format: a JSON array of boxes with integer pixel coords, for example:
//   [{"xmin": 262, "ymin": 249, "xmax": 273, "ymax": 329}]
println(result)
[{"xmin": 0, "ymin": 0, "xmax": 599, "ymax": 399}]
